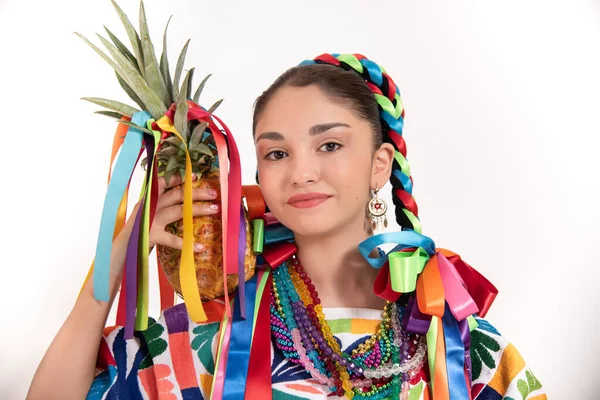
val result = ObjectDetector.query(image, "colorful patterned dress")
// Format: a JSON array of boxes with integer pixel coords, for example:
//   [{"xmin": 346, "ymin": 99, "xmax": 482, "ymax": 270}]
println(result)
[{"xmin": 86, "ymin": 300, "xmax": 546, "ymax": 400}]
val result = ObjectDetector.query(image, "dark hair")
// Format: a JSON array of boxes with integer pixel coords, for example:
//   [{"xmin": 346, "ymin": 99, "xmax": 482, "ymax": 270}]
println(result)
[
  {"xmin": 252, "ymin": 63, "xmax": 418, "ymax": 231},
  {"xmin": 252, "ymin": 64, "xmax": 383, "ymax": 148}
]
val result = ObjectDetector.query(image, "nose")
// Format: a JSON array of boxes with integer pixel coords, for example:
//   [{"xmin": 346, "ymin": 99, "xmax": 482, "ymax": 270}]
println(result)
[{"xmin": 288, "ymin": 150, "xmax": 320, "ymax": 187}]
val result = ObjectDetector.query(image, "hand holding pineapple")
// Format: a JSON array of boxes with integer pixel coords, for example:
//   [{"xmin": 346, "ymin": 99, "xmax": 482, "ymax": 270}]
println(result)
[{"xmin": 149, "ymin": 172, "xmax": 219, "ymax": 251}]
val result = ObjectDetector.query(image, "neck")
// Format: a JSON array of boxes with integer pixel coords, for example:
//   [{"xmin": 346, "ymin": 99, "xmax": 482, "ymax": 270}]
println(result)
[{"xmin": 293, "ymin": 218, "xmax": 386, "ymax": 310}]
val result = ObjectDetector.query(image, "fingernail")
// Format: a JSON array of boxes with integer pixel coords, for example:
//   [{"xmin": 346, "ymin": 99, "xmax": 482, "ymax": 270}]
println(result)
[
  {"xmin": 194, "ymin": 243, "xmax": 204, "ymax": 251},
  {"xmin": 192, "ymin": 173, "xmax": 198, "ymax": 180},
  {"xmin": 210, "ymin": 204, "xmax": 219, "ymax": 210},
  {"xmin": 208, "ymin": 189, "xmax": 217, "ymax": 197}
]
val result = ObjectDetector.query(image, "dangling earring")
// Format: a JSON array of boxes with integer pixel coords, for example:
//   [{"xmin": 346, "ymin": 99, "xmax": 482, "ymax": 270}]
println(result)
[{"xmin": 367, "ymin": 184, "xmax": 388, "ymax": 232}]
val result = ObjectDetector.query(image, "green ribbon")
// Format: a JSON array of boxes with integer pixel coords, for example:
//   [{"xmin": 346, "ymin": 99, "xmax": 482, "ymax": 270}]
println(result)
[
  {"xmin": 467, "ymin": 315, "xmax": 479, "ymax": 332},
  {"xmin": 426, "ymin": 316, "xmax": 439, "ymax": 394},
  {"xmin": 252, "ymin": 219, "xmax": 265, "ymax": 253},
  {"xmin": 388, "ymin": 246, "xmax": 430, "ymax": 292}
]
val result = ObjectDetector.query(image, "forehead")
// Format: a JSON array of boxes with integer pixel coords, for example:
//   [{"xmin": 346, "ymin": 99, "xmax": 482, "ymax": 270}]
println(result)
[{"xmin": 255, "ymin": 85, "xmax": 370, "ymax": 136}]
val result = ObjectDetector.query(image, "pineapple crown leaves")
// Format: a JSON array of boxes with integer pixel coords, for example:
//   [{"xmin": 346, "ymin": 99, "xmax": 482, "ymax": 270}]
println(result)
[
  {"xmin": 77, "ymin": 0, "xmax": 224, "ymax": 184},
  {"xmin": 76, "ymin": 0, "xmax": 219, "ymax": 121}
]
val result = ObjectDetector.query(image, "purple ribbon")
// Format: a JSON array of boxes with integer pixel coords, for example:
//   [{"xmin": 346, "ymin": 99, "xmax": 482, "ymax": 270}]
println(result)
[
  {"xmin": 238, "ymin": 205, "xmax": 247, "ymax": 318},
  {"xmin": 124, "ymin": 134, "xmax": 155, "ymax": 339},
  {"xmin": 403, "ymin": 295, "xmax": 432, "ymax": 335}
]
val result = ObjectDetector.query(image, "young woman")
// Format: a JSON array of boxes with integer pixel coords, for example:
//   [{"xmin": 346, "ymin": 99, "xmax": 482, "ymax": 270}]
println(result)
[{"xmin": 27, "ymin": 54, "xmax": 546, "ymax": 399}]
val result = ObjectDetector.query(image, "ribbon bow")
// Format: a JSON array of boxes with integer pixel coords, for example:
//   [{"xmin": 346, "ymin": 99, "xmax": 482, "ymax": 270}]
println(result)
[{"xmin": 358, "ymin": 231, "xmax": 498, "ymax": 400}]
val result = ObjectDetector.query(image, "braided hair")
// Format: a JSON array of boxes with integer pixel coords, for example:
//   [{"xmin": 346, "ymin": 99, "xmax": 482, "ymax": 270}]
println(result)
[{"xmin": 253, "ymin": 53, "xmax": 421, "ymax": 233}]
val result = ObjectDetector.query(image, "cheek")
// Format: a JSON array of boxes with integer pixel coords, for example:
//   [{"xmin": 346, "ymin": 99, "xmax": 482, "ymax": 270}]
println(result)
[
  {"xmin": 326, "ymin": 158, "xmax": 371, "ymax": 209},
  {"xmin": 257, "ymin": 164, "xmax": 284, "ymax": 209},
  {"xmin": 324, "ymin": 152, "xmax": 372, "ymax": 190}
]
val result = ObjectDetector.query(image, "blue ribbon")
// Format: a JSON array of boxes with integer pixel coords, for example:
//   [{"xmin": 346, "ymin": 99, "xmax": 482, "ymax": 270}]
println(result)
[
  {"xmin": 381, "ymin": 110, "xmax": 404, "ymax": 135},
  {"xmin": 442, "ymin": 304, "xmax": 470, "ymax": 400},
  {"xmin": 264, "ymin": 224, "xmax": 294, "ymax": 245},
  {"xmin": 361, "ymin": 58, "xmax": 383, "ymax": 87},
  {"xmin": 358, "ymin": 230, "xmax": 436, "ymax": 269},
  {"xmin": 94, "ymin": 111, "xmax": 151, "ymax": 301},
  {"xmin": 222, "ymin": 273, "xmax": 259, "ymax": 399},
  {"xmin": 393, "ymin": 169, "xmax": 413, "ymax": 195}
]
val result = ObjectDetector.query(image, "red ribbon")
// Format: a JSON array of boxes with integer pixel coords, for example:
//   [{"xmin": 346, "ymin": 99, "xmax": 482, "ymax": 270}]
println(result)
[
  {"xmin": 244, "ymin": 272, "xmax": 274, "ymax": 400},
  {"xmin": 262, "ymin": 242, "xmax": 297, "ymax": 269}
]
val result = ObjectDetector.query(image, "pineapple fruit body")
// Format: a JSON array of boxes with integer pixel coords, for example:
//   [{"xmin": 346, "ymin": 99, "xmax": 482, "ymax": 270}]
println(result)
[{"xmin": 157, "ymin": 169, "xmax": 256, "ymax": 300}]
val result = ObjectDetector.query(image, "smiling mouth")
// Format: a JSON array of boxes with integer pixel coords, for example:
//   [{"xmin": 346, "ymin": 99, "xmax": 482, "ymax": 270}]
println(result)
[{"xmin": 287, "ymin": 193, "xmax": 332, "ymax": 209}]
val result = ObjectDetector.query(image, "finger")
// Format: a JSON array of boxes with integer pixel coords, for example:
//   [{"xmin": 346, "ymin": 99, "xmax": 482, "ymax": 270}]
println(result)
[
  {"xmin": 155, "ymin": 202, "xmax": 220, "ymax": 226},
  {"xmin": 157, "ymin": 186, "xmax": 218, "ymax": 210},
  {"xmin": 157, "ymin": 172, "xmax": 197, "ymax": 194},
  {"xmin": 152, "ymin": 231, "xmax": 206, "ymax": 252}
]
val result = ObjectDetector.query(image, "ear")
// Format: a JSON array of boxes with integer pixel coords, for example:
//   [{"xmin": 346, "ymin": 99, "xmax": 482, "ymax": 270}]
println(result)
[{"xmin": 370, "ymin": 143, "xmax": 395, "ymax": 189}]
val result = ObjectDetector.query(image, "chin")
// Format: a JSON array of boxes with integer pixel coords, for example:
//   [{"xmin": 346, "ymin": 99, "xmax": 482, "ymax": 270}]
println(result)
[
  {"xmin": 288, "ymin": 221, "xmax": 335, "ymax": 238},
  {"xmin": 277, "ymin": 207, "xmax": 338, "ymax": 238}
]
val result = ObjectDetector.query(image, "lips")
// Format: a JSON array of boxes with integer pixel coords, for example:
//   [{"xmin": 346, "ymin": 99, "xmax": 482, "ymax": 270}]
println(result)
[{"xmin": 287, "ymin": 192, "xmax": 332, "ymax": 209}]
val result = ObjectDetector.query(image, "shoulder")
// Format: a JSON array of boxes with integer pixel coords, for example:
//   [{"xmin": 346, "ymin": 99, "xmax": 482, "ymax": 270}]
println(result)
[{"xmin": 470, "ymin": 317, "xmax": 546, "ymax": 400}]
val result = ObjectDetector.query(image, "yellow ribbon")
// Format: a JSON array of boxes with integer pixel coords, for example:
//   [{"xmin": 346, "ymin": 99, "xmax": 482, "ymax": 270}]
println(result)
[{"xmin": 156, "ymin": 115, "xmax": 207, "ymax": 322}]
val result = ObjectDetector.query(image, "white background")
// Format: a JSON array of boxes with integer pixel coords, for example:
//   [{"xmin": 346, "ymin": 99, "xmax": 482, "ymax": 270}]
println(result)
[{"xmin": 1, "ymin": 0, "xmax": 599, "ymax": 398}]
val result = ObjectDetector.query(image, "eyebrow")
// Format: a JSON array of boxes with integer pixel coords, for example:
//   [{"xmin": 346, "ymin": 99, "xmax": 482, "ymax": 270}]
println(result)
[{"xmin": 255, "ymin": 122, "xmax": 351, "ymax": 142}]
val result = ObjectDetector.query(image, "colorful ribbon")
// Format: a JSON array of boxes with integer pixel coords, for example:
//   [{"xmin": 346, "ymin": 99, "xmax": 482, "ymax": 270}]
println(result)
[
  {"xmin": 358, "ymin": 230, "xmax": 498, "ymax": 399},
  {"xmin": 78, "ymin": 117, "xmax": 131, "ymax": 300},
  {"xmin": 250, "ymin": 212, "xmax": 294, "ymax": 254},
  {"xmin": 85, "ymin": 98, "xmax": 249, "ymax": 343},
  {"xmin": 222, "ymin": 273, "xmax": 258, "ymax": 399},
  {"xmin": 93, "ymin": 111, "xmax": 151, "ymax": 302},
  {"xmin": 208, "ymin": 192, "xmax": 289, "ymax": 400}
]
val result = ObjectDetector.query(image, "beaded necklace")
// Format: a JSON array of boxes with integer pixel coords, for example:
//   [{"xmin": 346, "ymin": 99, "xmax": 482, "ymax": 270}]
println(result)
[{"xmin": 270, "ymin": 255, "xmax": 427, "ymax": 399}]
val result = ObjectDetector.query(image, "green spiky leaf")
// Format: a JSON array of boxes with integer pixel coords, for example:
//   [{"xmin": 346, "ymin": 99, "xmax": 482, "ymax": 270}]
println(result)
[
  {"xmin": 186, "ymin": 67, "xmax": 194, "ymax": 100},
  {"xmin": 164, "ymin": 136, "xmax": 183, "ymax": 146},
  {"xmin": 191, "ymin": 154, "xmax": 207, "ymax": 165},
  {"xmin": 77, "ymin": 31, "xmax": 155, "ymax": 113},
  {"xmin": 157, "ymin": 145, "xmax": 178, "ymax": 157},
  {"xmin": 94, "ymin": 110, "xmax": 125, "ymax": 120},
  {"xmin": 139, "ymin": 1, "xmax": 170, "ymax": 107},
  {"xmin": 104, "ymin": 26, "xmax": 139, "ymax": 72},
  {"xmin": 174, "ymin": 68, "xmax": 193, "ymax": 141},
  {"xmin": 76, "ymin": 32, "xmax": 127, "ymax": 78},
  {"xmin": 115, "ymin": 72, "xmax": 145, "ymax": 109},
  {"xmin": 191, "ymin": 142, "xmax": 213, "ymax": 157},
  {"xmin": 96, "ymin": 34, "xmax": 166, "ymax": 118},
  {"xmin": 159, "ymin": 16, "xmax": 174, "ymax": 104},
  {"xmin": 172, "ymin": 39, "xmax": 190, "ymax": 101},
  {"xmin": 192, "ymin": 74, "xmax": 211, "ymax": 104},
  {"xmin": 110, "ymin": 0, "xmax": 145, "ymax": 77},
  {"xmin": 82, "ymin": 97, "xmax": 139, "ymax": 117},
  {"xmin": 178, "ymin": 141, "xmax": 187, "ymax": 157},
  {"xmin": 207, "ymin": 99, "xmax": 223, "ymax": 114},
  {"xmin": 118, "ymin": 120, "xmax": 154, "ymax": 134},
  {"xmin": 163, "ymin": 155, "xmax": 182, "ymax": 185},
  {"xmin": 165, "ymin": 155, "xmax": 179, "ymax": 172},
  {"xmin": 189, "ymin": 121, "xmax": 208, "ymax": 149}
]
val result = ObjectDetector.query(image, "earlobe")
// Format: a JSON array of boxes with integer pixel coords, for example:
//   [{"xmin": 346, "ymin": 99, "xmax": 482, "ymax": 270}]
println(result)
[{"xmin": 371, "ymin": 143, "xmax": 395, "ymax": 188}]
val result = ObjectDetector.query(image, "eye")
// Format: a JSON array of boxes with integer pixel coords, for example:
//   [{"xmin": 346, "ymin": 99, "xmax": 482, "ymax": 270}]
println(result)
[
  {"xmin": 319, "ymin": 142, "xmax": 342, "ymax": 153},
  {"xmin": 264, "ymin": 150, "xmax": 288, "ymax": 161}
]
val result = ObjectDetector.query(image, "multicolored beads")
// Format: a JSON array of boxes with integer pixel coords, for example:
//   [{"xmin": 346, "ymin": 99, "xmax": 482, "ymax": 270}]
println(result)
[{"xmin": 270, "ymin": 255, "xmax": 426, "ymax": 399}]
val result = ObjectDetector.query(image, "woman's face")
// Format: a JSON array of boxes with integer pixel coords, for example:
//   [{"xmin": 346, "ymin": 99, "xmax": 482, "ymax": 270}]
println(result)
[{"xmin": 254, "ymin": 84, "xmax": 392, "ymax": 238}]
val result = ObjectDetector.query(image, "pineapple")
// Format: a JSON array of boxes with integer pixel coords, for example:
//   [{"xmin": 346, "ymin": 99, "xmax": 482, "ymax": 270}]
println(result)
[
  {"xmin": 78, "ymin": 0, "xmax": 255, "ymax": 300},
  {"xmin": 158, "ymin": 169, "xmax": 256, "ymax": 300}
]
